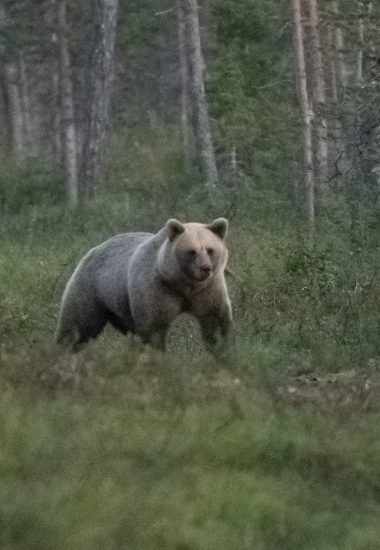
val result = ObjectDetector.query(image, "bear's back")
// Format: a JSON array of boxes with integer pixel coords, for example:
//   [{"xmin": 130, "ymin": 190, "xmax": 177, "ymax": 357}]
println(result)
[
  {"xmin": 84, "ymin": 232, "xmax": 154, "ymax": 316},
  {"xmin": 91, "ymin": 232, "xmax": 153, "ymax": 266}
]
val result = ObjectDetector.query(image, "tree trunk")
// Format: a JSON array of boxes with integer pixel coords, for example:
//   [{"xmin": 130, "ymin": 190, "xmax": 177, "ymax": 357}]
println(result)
[
  {"xmin": 291, "ymin": 0, "xmax": 315, "ymax": 232},
  {"xmin": 4, "ymin": 62, "xmax": 24, "ymax": 157},
  {"xmin": 57, "ymin": 0, "xmax": 79, "ymax": 207},
  {"xmin": 366, "ymin": 1, "xmax": 380, "ymax": 193},
  {"xmin": 0, "ymin": 63, "xmax": 13, "ymax": 154},
  {"xmin": 176, "ymin": 0, "xmax": 191, "ymax": 174},
  {"xmin": 367, "ymin": 2, "xmax": 377, "ymax": 79},
  {"xmin": 80, "ymin": 0, "xmax": 119, "ymax": 200},
  {"xmin": 332, "ymin": 1, "xmax": 347, "ymax": 90},
  {"xmin": 18, "ymin": 54, "xmax": 33, "ymax": 150},
  {"xmin": 326, "ymin": 20, "xmax": 344, "ymax": 178},
  {"xmin": 331, "ymin": 3, "xmax": 361, "ymax": 244},
  {"xmin": 0, "ymin": 8, "xmax": 12, "ymax": 154},
  {"xmin": 306, "ymin": 0, "xmax": 329, "ymax": 193},
  {"xmin": 182, "ymin": 0, "xmax": 218, "ymax": 187},
  {"xmin": 371, "ymin": 126, "xmax": 380, "ymax": 194},
  {"xmin": 356, "ymin": 1, "xmax": 364, "ymax": 84},
  {"xmin": 327, "ymin": 1, "xmax": 350, "ymax": 184},
  {"xmin": 327, "ymin": 24, "xmax": 338, "ymax": 104}
]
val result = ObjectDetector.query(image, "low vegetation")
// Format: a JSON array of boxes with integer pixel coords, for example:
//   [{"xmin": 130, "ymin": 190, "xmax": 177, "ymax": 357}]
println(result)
[{"xmin": 1, "ymin": 151, "xmax": 379, "ymax": 549}]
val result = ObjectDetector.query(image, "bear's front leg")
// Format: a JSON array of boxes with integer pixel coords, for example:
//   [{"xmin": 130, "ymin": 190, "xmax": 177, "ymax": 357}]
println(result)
[
  {"xmin": 198, "ymin": 309, "xmax": 232, "ymax": 358},
  {"xmin": 139, "ymin": 324, "xmax": 169, "ymax": 351},
  {"xmin": 131, "ymin": 287, "xmax": 182, "ymax": 352}
]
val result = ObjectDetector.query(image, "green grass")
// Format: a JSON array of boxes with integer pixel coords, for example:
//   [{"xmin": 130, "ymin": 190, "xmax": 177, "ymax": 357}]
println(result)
[
  {"xmin": 1, "ymin": 157, "xmax": 380, "ymax": 549},
  {"xmin": 0, "ymin": 384, "xmax": 379, "ymax": 549}
]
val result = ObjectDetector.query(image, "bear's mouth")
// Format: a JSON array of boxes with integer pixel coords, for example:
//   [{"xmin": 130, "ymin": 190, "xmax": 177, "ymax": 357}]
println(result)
[
  {"xmin": 196, "ymin": 271, "xmax": 212, "ymax": 282},
  {"xmin": 182, "ymin": 265, "xmax": 212, "ymax": 283}
]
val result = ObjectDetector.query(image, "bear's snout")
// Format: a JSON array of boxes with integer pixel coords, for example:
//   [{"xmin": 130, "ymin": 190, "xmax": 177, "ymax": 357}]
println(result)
[
  {"xmin": 200, "ymin": 264, "xmax": 211, "ymax": 276},
  {"xmin": 197, "ymin": 263, "xmax": 212, "ymax": 281}
]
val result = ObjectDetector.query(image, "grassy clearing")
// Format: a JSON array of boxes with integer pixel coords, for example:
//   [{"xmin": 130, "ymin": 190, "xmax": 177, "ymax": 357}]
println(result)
[
  {"xmin": 1, "ymin": 158, "xmax": 380, "ymax": 548},
  {"xmin": 0, "ymin": 374, "xmax": 380, "ymax": 550}
]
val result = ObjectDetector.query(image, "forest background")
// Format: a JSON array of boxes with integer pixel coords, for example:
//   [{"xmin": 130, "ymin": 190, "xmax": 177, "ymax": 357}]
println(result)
[{"xmin": 0, "ymin": 0, "xmax": 380, "ymax": 548}]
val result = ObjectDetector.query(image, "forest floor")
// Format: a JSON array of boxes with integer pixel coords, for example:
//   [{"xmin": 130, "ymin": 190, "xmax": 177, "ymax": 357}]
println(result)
[
  {"xmin": 280, "ymin": 362, "xmax": 380, "ymax": 409},
  {"xmin": 11, "ymin": 347, "xmax": 380, "ymax": 411}
]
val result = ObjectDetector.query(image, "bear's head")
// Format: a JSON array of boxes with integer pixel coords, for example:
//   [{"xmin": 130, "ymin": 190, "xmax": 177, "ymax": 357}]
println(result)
[{"xmin": 163, "ymin": 218, "xmax": 229, "ymax": 284}]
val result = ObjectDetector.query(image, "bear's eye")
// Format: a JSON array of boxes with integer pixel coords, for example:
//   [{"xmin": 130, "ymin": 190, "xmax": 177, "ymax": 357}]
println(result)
[
  {"xmin": 207, "ymin": 247, "xmax": 214, "ymax": 256},
  {"xmin": 188, "ymin": 249, "xmax": 197, "ymax": 258}
]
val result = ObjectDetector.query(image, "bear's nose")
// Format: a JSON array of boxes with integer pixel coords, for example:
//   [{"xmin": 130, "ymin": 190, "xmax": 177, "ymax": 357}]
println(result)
[{"xmin": 200, "ymin": 265, "xmax": 211, "ymax": 275}]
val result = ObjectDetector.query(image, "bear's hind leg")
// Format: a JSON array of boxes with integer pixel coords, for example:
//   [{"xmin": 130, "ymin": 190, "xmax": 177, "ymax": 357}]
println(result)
[
  {"xmin": 106, "ymin": 310, "xmax": 130, "ymax": 335},
  {"xmin": 138, "ymin": 324, "xmax": 168, "ymax": 351},
  {"xmin": 56, "ymin": 303, "xmax": 108, "ymax": 351}
]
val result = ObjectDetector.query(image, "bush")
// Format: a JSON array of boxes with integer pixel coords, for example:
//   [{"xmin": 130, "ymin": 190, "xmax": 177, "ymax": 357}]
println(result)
[{"xmin": 0, "ymin": 158, "xmax": 65, "ymax": 216}]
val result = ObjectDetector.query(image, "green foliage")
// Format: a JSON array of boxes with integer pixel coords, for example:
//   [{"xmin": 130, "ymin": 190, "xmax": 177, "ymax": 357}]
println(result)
[
  {"xmin": 0, "ymin": 159, "xmax": 64, "ymax": 216},
  {"xmin": 233, "ymin": 233, "xmax": 380, "ymax": 370},
  {"xmin": 115, "ymin": 0, "xmax": 177, "ymax": 126},
  {"xmin": 209, "ymin": 0, "xmax": 296, "ymax": 189},
  {"xmin": 0, "ymin": 0, "xmax": 42, "ymax": 58}
]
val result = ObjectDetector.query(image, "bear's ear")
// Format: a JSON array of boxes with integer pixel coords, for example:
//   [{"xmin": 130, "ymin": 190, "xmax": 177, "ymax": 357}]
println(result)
[
  {"xmin": 166, "ymin": 219, "xmax": 185, "ymax": 241},
  {"xmin": 207, "ymin": 218, "xmax": 228, "ymax": 240}
]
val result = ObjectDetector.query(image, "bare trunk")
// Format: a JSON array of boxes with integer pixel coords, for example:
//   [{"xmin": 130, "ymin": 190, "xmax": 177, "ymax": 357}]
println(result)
[
  {"xmin": 44, "ymin": 0, "xmax": 61, "ymax": 162},
  {"xmin": 292, "ymin": 0, "xmax": 315, "ymax": 231},
  {"xmin": 307, "ymin": 0, "xmax": 329, "ymax": 191},
  {"xmin": 331, "ymin": 3, "xmax": 362, "ymax": 241},
  {"xmin": 327, "ymin": 21, "xmax": 342, "ymax": 167},
  {"xmin": 4, "ymin": 62, "xmax": 24, "ymax": 157},
  {"xmin": 0, "ymin": 63, "xmax": 13, "ymax": 154},
  {"xmin": 371, "ymin": 128, "xmax": 380, "ymax": 194},
  {"xmin": 356, "ymin": 1, "xmax": 364, "ymax": 83},
  {"xmin": 57, "ymin": 0, "xmax": 78, "ymax": 207},
  {"xmin": 52, "ymin": 70, "xmax": 62, "ymax": 162},
  {"xmin": 0, "ymin": 8, "xmax": 12, "ymax": 154},
  {"xmin": 176, "ymin": 0, "xmax": 191, "ymax": 173},
  {"xmin": 332, "ymin": 1, "xmax": 347, "ymax": 90},
  {"xmin": 80, "ymin": 0, "xmax": 119, "ymax": 200},
  {"xmin": 367, "ymin": 2, "xmax": 377, "ymax": 79},
  {"xmin": 231, "ymin": 146, "xmax": 237, "ymax": 174},
  {"xmin": 327, "ymin": 24, "xmax": 338, "ymax": 103},
  {"xmin": 328, "ymin": 0, "xmax": 350, "ymax": 181},
  {"xmin": 366, "ymin": 2, "xmax": 380, "ymax": 193},
  {"xmin": 18, "ymin": 54, "xmax": 33, "ymax": 150},
  {"xmin": 182, "ymin": 0, "xmax": 218, "ymax": 187}
]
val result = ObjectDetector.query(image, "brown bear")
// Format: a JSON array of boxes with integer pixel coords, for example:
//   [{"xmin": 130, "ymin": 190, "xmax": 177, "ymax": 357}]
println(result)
[{"xmin": 56, "ymin": 218, "xmax": 232, "ymax": 353}]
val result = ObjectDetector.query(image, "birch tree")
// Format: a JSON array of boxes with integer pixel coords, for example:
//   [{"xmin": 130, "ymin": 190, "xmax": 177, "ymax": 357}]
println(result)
[
  {"xmin": 306, "ymin": 0, "xmax": 328, "ymax": 191},
  {"xmin": 176, "ymin": 0, "xmax": 191, "ymax": 173},
  {"xmin": 356, "ymin": 1, "xmax": 364, "ymax": 83},
  {"xmin": 0, "ymin": 6, "xmax": 24, "ymax": 157},
  {"xmin": 3, "ymin": 62, "xmax": 24, "ymax": 157},
  {"xmin": 57, "ymin": 0, "xmax": 78, "ymax": 207},
  {"xmin": 292, "ymin": 0, "xmax": 315, "ymax": 231},
  {"xmin": 80, "ymin": 0, "xmax": 119, "ymax": 200},
  {"xmin": 365, "ymin": 1, "xmax": 380, "ymax": 193},
  {"xmin": 18, "ymin": 53, "xmax": 32, "ymax": 149},
  {"xmin": 182, "ymin": 0, "xmax": 218, "ymax": 188},
  {"xmin": 331, "ymin": 0, "xmax": 347, "ymax": 90},
  {"xmin": 0, "ymin": 63, "xmax": 12, "ymax": 152}
]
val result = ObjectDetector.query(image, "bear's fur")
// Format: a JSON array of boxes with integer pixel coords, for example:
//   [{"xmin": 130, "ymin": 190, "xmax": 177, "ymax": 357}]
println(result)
[{"xmin": 56, "ymin": 218, "xmax": 232, "ymax": 353}]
